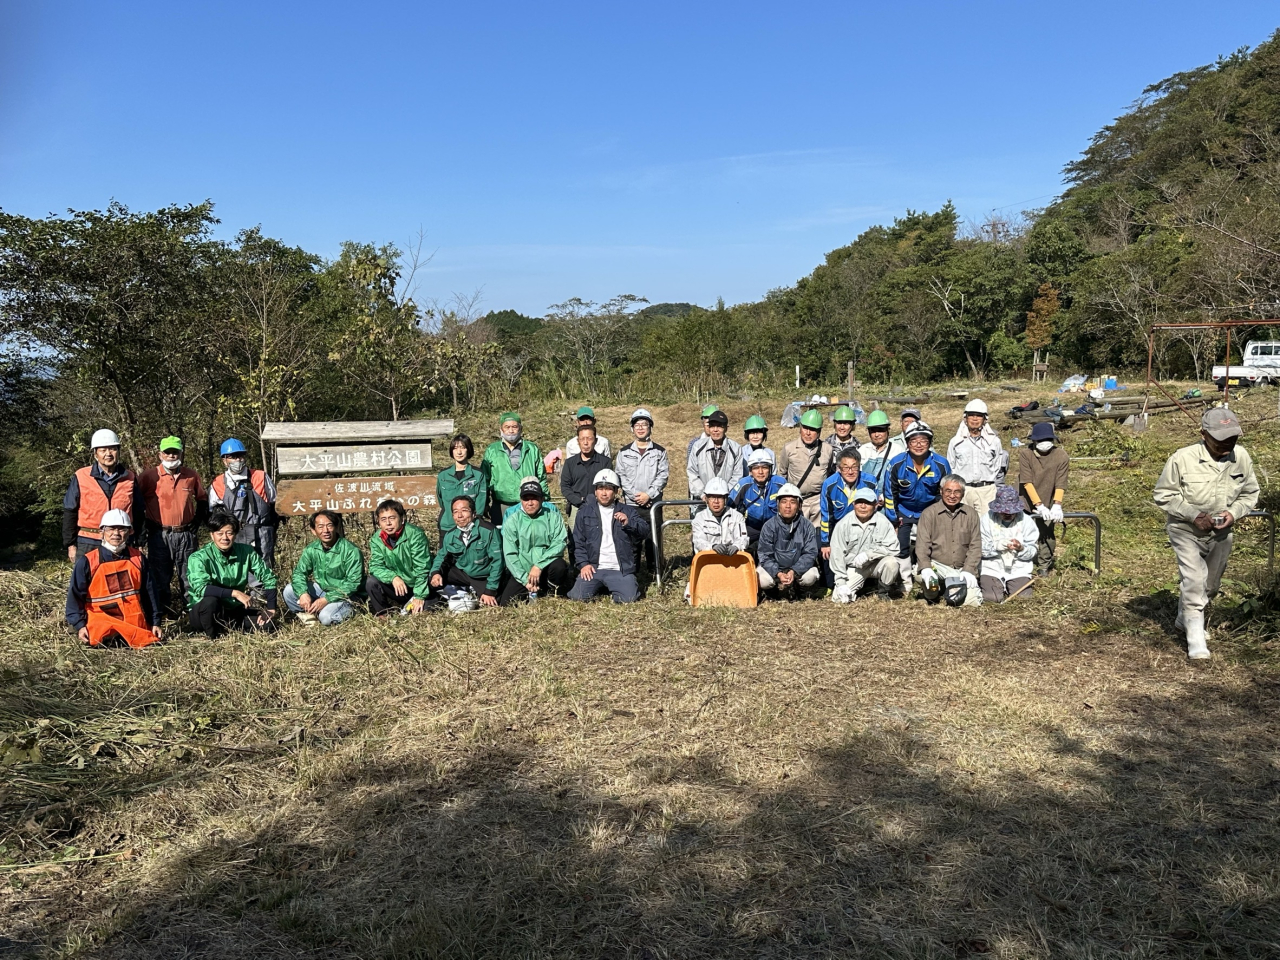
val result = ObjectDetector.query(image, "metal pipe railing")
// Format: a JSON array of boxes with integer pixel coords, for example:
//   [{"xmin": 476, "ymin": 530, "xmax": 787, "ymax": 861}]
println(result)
[
  {"xmin": 1060, "ymin": 511, "xmax": 1102, "ymax": 575},
  {"xmin": 649, "ymin": 499, "xmax": 704, "ymax": 590}
]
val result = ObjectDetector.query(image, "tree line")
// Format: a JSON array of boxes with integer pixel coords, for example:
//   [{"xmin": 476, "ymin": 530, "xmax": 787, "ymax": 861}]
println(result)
[{"xmin": 3, "ymin": 28, "xmax": 1279, "ymax": 542}]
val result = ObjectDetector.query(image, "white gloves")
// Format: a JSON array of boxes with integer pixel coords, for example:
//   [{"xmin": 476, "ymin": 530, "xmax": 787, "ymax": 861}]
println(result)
[
  {"xmin": 1048, "ymin": 504, "xmax": 1064, "ymax": 523},
  {"xmin": 1034, "ymin": 503, "xmax": 1051, "ymax": 522},
  {"xmin": 920, "ymin": 568, "xmax": 939, "ymax": 589},
  {"xmin": 852, "ymin": 551, "xmax": 869, "ymax": 568}
]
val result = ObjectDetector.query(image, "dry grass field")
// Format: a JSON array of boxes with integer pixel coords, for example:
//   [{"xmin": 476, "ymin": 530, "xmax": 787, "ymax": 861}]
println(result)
[{"xmin": 2, "ymin": 386, "xmax": 1279, "ymax": 959}]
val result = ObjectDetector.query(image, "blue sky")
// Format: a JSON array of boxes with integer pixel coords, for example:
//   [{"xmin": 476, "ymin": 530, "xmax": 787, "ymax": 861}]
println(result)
[{"xmin": 2, "ymin": 2, "xmax": 1277, "ymax": 316}]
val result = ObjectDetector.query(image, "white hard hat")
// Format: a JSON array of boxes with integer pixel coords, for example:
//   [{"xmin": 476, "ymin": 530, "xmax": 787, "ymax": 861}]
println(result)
[
  {"xmin": 746, "ymin": 448, "xmax": 775, "ymax": 467},
  {"xmin": 630, "ymin": 408, "xmax": 654, "ymax": 425},
  {"xmin": 91, "ymin": 429, "xmax": 121, "ymax": 449},
  {"xmin": 963, "ymin": 399, "xmax": 989, "ymax": 416},
  {"xmin": 100, "ymin": 509, "xmax": 132, "ymax": 529},
  {"xmin": 704, "ymin": 478, "xmax": 730, "ymax": 497},
  {"xmin": 593, "ymin": 468, "xmax": 620, "ymax": 488},
  {"xmin": 778, "ymin": 483, "xmax": 803, "ymax": 500}
]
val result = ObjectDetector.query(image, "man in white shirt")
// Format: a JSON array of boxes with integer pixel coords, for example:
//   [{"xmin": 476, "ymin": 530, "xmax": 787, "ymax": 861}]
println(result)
[
  {"xmin": 568, "ymin": 469, "xmax": 651, "ymax": 603},
  {"xmin": 946, "ymin": 399, "xmax": 1005, "ymax": 513}
]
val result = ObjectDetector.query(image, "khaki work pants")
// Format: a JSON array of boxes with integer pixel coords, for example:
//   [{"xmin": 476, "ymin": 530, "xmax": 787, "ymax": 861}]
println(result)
[
  {"xmin": 962, "ymin": 483, "xmax": 997, "ymax": 515},
  {"xmin": 1166, "ymin": 521, "xmax": 1232, "ymax": 617}
]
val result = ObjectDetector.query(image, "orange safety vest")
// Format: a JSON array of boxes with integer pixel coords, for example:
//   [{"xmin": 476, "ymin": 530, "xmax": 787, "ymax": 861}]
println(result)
[
  {"xmin": 210, "ymin": 470, "xmax": 270, "ymax": 502},
  {"xmin": 84, "ymin": 548, "xmax": 158, "ymax": 649},
  {"xmin": 75, "ymin": 466, "xmax": 136, "ymax": 540}
]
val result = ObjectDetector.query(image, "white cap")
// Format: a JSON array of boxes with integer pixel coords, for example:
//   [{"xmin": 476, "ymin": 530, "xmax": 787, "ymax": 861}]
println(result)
[
  {"xmin": 593, "ymin": 468, "xmax": 620, "ymax": 488},
  {"xmin": 963, "ymin": 399, "xmax": 988, "ymax": 416},
  {"xmin": 91, "ymin": 429, "xmax": 121, "ymax": 449},
  {"xmin": 704, "ymin": 478, "xmax": 730, "ymax": 496},
  {"xmin": 100, "ymin": 509, "xmax": 132, "ymax": 529},
  {"xmin": 746, "ymin": 448, "xmax": 775, "ymax": 467},
  {"xmin": 778, "ymin": 483, "xmax": 803, "ymax": 500}
]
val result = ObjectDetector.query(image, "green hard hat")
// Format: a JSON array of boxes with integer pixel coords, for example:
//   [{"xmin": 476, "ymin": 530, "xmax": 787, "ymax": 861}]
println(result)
[
  {"xmin": 799, "ymin": 409, "xmax": 824, "ymax": 429},
  {"xmin": 744, "ymin": 414, "xmax": 768, "ymax": 434},
  {"xmin": 866, "ymin": 410, "xmax": 890, "ymax": 428},
  {"xmin": 832, "ymin": 405, "xmax": 857, "ymax": 423},
  {"xmin": 700, "ymin": 404, "xmax": 720, "ymax": 418}
]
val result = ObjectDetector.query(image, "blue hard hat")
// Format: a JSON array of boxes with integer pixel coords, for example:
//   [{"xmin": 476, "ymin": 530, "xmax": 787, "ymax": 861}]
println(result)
[{"xmin": 220, "ymin": 438, "xmax": 247, "ymax": 456}]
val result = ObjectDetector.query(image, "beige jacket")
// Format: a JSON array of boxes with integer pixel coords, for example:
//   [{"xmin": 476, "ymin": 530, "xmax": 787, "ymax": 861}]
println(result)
[{"xmin": 1153, "ymin": 442, "xmax": 1259, "ymax": 534}]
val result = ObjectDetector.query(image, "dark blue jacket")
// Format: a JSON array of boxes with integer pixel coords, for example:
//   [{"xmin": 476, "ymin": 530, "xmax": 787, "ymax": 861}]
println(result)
[
  {"xmin": 65, "ymin": 545, "xmax": 160, "ymax": 631},
  {"xmin": 757, "ymin": 513, "xmax": 819, "ymax": 579},
  {"xmin": 572, "ymin": 501, "xmax": 651, "ymax": 577}
]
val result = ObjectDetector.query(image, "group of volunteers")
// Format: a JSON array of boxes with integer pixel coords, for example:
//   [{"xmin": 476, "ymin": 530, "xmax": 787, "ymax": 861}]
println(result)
[{"xmin": 64, "ymin": 397, "xmax": 1260, "ymax": 661}]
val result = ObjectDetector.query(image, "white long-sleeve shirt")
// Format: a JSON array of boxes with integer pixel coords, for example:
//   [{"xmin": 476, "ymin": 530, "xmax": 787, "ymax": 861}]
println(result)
[
  {"xmin": 946, "ymin": 427, "xmax": 1005, "ymax": 485},
  {"xmin": 691, "ymin": 506, "xmax": 749, "ymax": 553},
  {"xmin": 979, "ymin": 512, "xmax": 1039, "ymax": 581}
]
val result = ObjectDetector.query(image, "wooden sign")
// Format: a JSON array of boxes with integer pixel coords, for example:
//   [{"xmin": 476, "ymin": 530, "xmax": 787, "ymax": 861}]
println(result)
[
  {"xmin": 276, "ymin": 476, "xmax": 439, "ymax": 515},
  {"xmin": 276, "ymin": 443, "xmax": 433, "ymax": 476},
  {"xmin": 262, "ymin": 420, "xmax": 453, "ymax": 443}
]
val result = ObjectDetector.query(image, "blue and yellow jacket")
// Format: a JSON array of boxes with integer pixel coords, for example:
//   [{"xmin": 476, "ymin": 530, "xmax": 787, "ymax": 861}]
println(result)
[
  {"xmin": 729, "ymin": 474, "xmax": 788, "ymax": 531},
  {"xmin": 818, "ymin": 472, "xmax": 880, "ymax": 544},
  {"xmin": 882, "ymin": 451, "xmax": 951, "ymax": 524}
]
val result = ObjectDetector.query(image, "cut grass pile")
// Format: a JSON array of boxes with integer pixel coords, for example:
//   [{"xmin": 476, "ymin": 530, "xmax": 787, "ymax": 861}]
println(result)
[{"xmin": 2, "ymin": 385, "xmax": 1279, "ymax": 959}]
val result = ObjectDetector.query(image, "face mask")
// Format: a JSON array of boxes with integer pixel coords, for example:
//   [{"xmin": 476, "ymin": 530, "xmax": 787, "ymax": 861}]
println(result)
[
  {"xmin": 104, "ymin": 538, "xmax": 128, "ymax": 555},
  {"xmin": 226, "ymin": 458, "xmax": 247, "ymax": 475},
  {"xmin": 162, "ymin": 458, "xmax": 183, "ymax": 472},
  {"xmin": 1035, "ymin": 441, "xmax": 1053, "ymax": 454},
  {"xmin": 501, "ymin": 429, "xmax": 522, "ymax": 445}
]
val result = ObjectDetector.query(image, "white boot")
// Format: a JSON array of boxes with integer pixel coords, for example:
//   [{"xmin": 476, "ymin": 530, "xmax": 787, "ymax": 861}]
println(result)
[
  {"xmin": 1174, "ymin": 599, "xmax": 1185, "ymax": 632},
  {"xmin": 898, "ymin": 557, "xmax": 914, "ymax": 592},
  {"xmin": 1185, "ymin": 614, "xmax": 1210, "ymax": 660}
]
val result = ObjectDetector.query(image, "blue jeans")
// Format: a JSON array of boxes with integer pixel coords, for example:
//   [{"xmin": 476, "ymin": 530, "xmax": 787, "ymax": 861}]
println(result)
[
  {"xmin": 283, "ymin": 583, "xmax": 356, "ymax": 625},
  {"xmin": 568, "ymin": 567, "xmax": 640, "ymax": 603}
]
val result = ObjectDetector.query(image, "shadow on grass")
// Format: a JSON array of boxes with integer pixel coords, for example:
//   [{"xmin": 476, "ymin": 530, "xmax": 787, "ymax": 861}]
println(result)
[{"xmin": 82, "ymin": 675, "xmax": 1280, "ymax": 960}]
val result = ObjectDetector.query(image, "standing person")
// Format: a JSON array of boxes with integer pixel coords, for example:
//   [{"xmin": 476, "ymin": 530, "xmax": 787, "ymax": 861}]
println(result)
[
  {"xmin": 284, "ymin": 511, "xmax": 364, "ymax": 626},
  {"xmin": 1153, "ymin": 407, "xmax": 1259, "ymax": 660},
  {"xmin": 823, "ymin": 407, "xmax": 861, "ymax": 474},
  {"xmin": 565, "ymin": 406, "xmax": 612, "ymax": 458},
  {"xmin": 883, "ymin": 422, "xmax": 951, "ymax": 589},
  {"xmin": 730, "ymin": 449, "xmax": 786, "ymax": 548},
  {"xmin": 889, "ymin": 408, "xmax": 922, "ymax": 449},
  {"xmin": 818, "ymin": 449, "xmax": 877, "ymax": 562},
  {"xmin": 946, "ymin": 399, "xmax": 1005, "ymax": 514},
  {"xmin": 137, "ymin": 436, "xmax": 205, "ymax": 615},
  {"xmin": 829, "ymin": 489, "xmax": 901, "ymax": 603},
  {"xmin": 65, "ymin": 509, "xmax": 161, "ymax": 648},
  {"xmin": 1018, "ymin": 422, "xmax": 1069, "ymax": 574},
  {"xmin": 559, "ymin": 423, "xmax": 612, "ymax": 564},
  {"xmin": 979, "ymin": 484, "xmax": 1039, "ymax": 603},
  {"xmin": 740, "ymin": 415, "xmax": 774, "ymax": 475},
  {"xmin": 435, "ymin": 434, "xmax": 488, "ymax": 538},
  {"xmin": 568, "ymin": 469, "xmax": 651, "ymax": 604},
  {"xmin": 62, "ymin": 428, "xmax": 143, "ymax": 561},
  {"xmin": 858, "ymin": 410, "xmax": 904, "ymax": 491},
  {"xmin": 777, "ymin": 409, "xmax": 835, "ymax": 527},
  {"xmin": 615, "ymin": 408, "xmax": 669, "ymax": 574},
  {"xmin": 482, "ymin": 412, "xmax": 547, "ymax": 526},
  {"xmin": 429, "ymin": 496, "xmax": 505, "ymax": 607},
  {"xmin": 756, "ymin": 484, "xmax": 820, "ymax": 600},
  {"xmin": 687, "ymin": 404, "xmax": 720, "ymax": 460},
  {"xmin": 366, "ymin": 499, "xmax": 434, "ymax": 616},
  {"xmin": 687, "ymin": 410, "xmax": 743, "ymax": 506},
  {"xmin": 914, "ymin": 475, "xmax": 982, "ymax": 607},
  {"xmin": 187, "ymin": 509, "xmax": 279, "ymax": 638},
  {"xmin": 499, "ymin": 478, "xmax": 574, "ymax": 603},
  {"xmin": 209, "ymin": 438, "xmax": 278, "ymax": 566}
]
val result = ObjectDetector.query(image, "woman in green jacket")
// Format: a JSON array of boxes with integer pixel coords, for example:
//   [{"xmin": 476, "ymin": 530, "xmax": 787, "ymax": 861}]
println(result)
[
  {"xmin": 481, "ymin": 412, "xmax": 547, "ymax": 526},
  {"xmin": 429, "ymin": 495, "xmax": 506, "ymax": 605},
  {"xmin": 284, "ymin": 510, "xmax": 364, "ymax": 626},
  {"xmin": 436, "ymin": 433, "xmax": 488, "ymax": 536},
  {"xmin": 366, "ymin": 499, "xmax": 433, "ymax": 615},
  {"xmin": 187, "ymin": 509, "xmax": 278, "ymax": 638},
  {"xmin": 498, "ymin": 478, "xmax": 573, "ymax": 604}
]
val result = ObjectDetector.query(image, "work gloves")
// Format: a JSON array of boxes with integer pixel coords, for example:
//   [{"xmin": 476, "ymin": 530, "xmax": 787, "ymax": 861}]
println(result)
[
  {"xmin": 920, "ymin": 568, "xmax": 939, "ymax": 589},
  {"xmin": 852, "ymin": 551, "xmax": 869, "ymax": 568},
  {"xmin": 1034, "ymin": 504, "xmax": 1051, "ymax": 522},
  {"xmin": 1048, "ymin": 504, "xmax": 1064, "ymax": 524},
  {"xmin": 713, "ymin": 543, "xmax": 738, "ymax": 556}
]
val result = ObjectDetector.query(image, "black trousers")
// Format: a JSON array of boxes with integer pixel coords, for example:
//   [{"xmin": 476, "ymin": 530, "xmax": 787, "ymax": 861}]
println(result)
[
  {"xmin": 188, "ymin": 596, "xmax": 275, "ymax": 639},
  {"xmin": 426, "ymin": 566, "xmax": 509, "ymax": 607},
  {"xmin": 496, "ymin": 557, "xmax": 573, "ymax": 605},
  {"xmin": 366, "ymin": 574, "xmax": 427, "ymax": 615}
]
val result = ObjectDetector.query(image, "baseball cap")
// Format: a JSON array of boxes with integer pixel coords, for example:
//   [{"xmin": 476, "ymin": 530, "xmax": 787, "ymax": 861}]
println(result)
[
  {"xmin": 1201, "ymin": 407, "xmax": 1242, "ymax": 441},
  {"xmin": 852, "ymin": 488, "xmax": 878, "ymax": 504},
  {"xmin": 576, "ymin": 406, "xmax": 595, "ymax": 419},
  {"xmin": 519, "ymin": 477, "xmax": 545, "ymax": 500},
  {"xmin": 707, "ymin": 411, "xmax": 729, "ymax": 427},
  {"xmin": 159, "ymin": 436, "xmax": 183, "ymax": 452}
]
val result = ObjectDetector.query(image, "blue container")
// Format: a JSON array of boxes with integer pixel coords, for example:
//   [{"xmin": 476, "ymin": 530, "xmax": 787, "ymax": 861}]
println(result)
[{"xmin": 1104, "ymin": 377, "xmax": 1118, "ymax": 390}]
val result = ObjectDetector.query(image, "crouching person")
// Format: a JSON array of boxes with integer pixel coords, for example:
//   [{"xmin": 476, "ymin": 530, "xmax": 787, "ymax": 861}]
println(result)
[
  {"xmin": 757, "ymin": 484, "xmax": 821, "ymax": 600},
  {"xmin": 187, "ymin": 509, "xmax": 278, "ymax": 638},
  {"xmin": 568, "ymin": 469, "xmax": 651, "ymax": 603},
  {"xmin": 66, "ymin": 509, "xmax": 162, "ymax": 648},
  {"xmin": 499, "ymin": 477, "xmax": 574, "ymax": 604},
  {"xmin": 686, "ymin": 478, "xmax": 750, "ymax": 601},
  {"xmin": 915, "ymin": 474, "xmax": 982, "ymax": 607},
  {"xmin": 284, "ymin": 510, "xmax": 364, "ymax": 626},
  {"xmin": 367, "ymin": 499, "xmax": 434, "ymax": 615},
  {"xmin": 980, "ymin": 484, "xmax": 1039, "ymax": 603},
  {"xmin": 429, "ymin": 496, "xmax": 504, "ymax": 606},
  {"xmin": 830, "ymin": 489, "xmax": 900, "ymax": 603}
]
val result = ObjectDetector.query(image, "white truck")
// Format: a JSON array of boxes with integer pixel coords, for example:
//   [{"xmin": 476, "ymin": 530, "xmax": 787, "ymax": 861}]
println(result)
[{"xmin": 1212, "ymin": 340, "xmax": 1280, "ymax": 389}]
